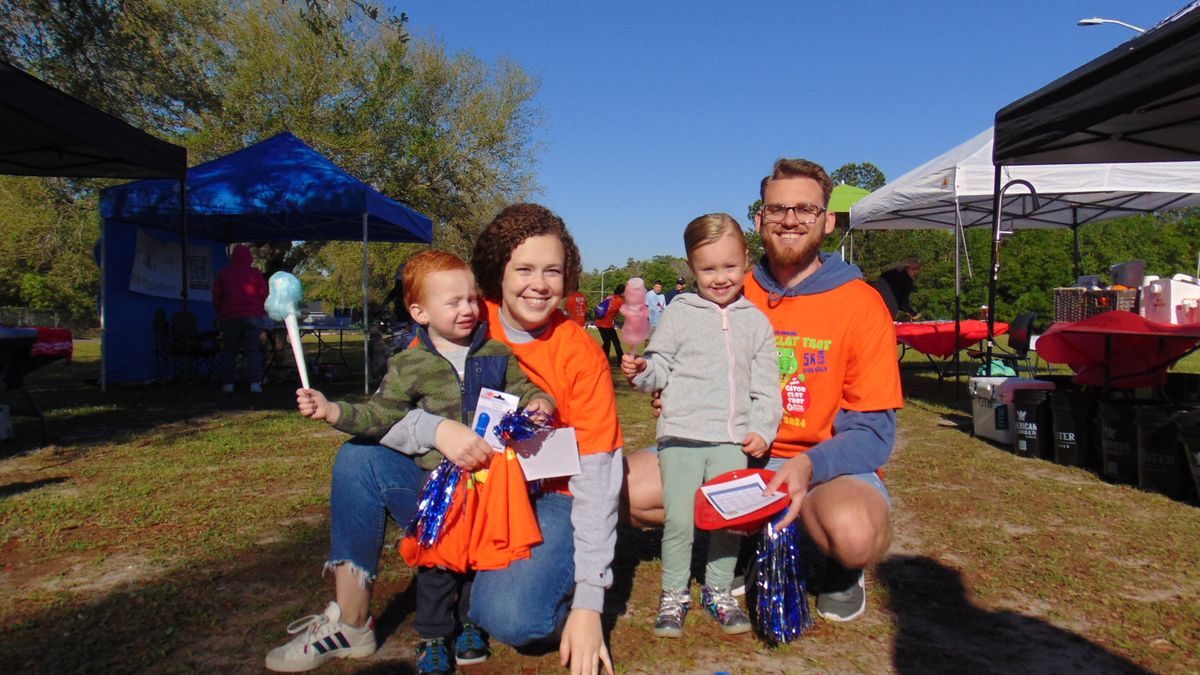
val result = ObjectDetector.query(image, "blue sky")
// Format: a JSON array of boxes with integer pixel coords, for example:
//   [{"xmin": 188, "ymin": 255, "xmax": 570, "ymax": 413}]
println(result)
[{"xmin": 392, "ymin": 1, "xmax": 1186, "ymax": 271}]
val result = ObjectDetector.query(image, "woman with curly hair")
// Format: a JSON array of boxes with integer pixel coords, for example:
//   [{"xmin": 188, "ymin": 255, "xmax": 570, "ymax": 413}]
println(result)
[{"xmin": 265, "ymin": 204, "xmax": 621, "ymax": 675}]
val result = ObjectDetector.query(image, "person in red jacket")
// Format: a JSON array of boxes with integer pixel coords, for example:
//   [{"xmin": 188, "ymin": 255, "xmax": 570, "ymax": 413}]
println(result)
[{"xmin": 213, "ymin": 244, "xmax": 269, "ymax": 393}]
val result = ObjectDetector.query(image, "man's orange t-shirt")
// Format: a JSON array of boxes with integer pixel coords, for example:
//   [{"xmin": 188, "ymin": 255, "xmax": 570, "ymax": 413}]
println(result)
[
  {"xmin": 742, "ymin": 272, "xmax": 904, "ymax": 459},
  {"xmin": 564, "ymin": 291, "xmax": 588, "ymax": 326}
]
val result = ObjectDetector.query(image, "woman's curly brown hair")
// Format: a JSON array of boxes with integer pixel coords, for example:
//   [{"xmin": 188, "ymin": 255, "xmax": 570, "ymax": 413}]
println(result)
[{"xmin": 471, "ymin": 203, "xmax": 582, "ymax": 302}]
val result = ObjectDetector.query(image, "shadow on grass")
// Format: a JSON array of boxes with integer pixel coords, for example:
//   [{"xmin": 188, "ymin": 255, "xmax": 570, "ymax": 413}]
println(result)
[
  {"xmin": 877, "ymin": 555, "xmax": 1151, "ymax": 674},
  {"xmin": 0, "ymin": 476, "xmax": 67, "ymax": 499},
  {"xmin": 1, "ymin": 364, "xmax": 370, "ymax": 459},
  {"xmin": 1, "ymin": 520, "xmax": 357, "ymax": 674}
]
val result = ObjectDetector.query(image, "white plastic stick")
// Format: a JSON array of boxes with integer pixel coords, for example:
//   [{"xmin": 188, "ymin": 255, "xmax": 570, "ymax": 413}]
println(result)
[{"xmin": 284, "ymin": 314, "xmax": 310, "ymax": 389}]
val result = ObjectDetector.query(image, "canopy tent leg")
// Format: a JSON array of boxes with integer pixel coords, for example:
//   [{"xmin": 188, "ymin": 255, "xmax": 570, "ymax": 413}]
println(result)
[
  {"xmin": 987, "ymin": 166, "xmax": 1002, "ymax": 377},
  {"xmin": 1072, "ymin": 209, "xmax": 1083, "ymax": 281},
  {"xmin": 100, "ymin": 220, "xmax": 107, "ymax": 393},
  {"xmin": 952, "ymin": 197, "xmax": 963, "ymax": 391},
  {"xmin": 362, "ymin": 211, "xmax": 370, "ymax": 395}
]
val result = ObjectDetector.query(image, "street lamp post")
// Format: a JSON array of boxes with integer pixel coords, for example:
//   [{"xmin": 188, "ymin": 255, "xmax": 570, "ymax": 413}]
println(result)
[
  {"xmin": 1077, "ymin": 17, "xmax": 1147, "ymax": 33},
  {"xmin": 600, "ymin": 265, "xmax": 617, "ymax": 298}
]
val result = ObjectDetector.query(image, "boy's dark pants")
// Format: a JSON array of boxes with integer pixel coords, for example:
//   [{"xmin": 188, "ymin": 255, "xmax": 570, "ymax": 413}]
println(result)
[{"xmin": 415, "ymin": 567, "xmax": 474, "ymax": 639}]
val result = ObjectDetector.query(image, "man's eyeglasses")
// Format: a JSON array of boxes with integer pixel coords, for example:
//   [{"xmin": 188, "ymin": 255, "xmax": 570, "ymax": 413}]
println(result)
[{"xmin": 761, "ymin": 203, "xmax": 827, "ymax": 224}]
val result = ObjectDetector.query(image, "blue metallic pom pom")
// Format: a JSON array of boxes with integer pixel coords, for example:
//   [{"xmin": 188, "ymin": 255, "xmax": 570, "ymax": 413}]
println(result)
[
  {"xmin": 405, "ymin": 459, "xmax": 462, "ymax": 547},
  {"xmin": 752, "ymin": 519, "xmax": 812, "ymax": 646},
  {"xmin": 493, "ymin": 409, "xmax": 551, "ymax": 443}
]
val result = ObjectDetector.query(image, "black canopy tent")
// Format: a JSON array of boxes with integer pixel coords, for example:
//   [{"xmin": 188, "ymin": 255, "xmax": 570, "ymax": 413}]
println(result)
[
  {"xmin": 980, "ymin": 2, "xmax": 1200, "ymax": 371},
  {"xmin": 0, "ymin": 60, "xmax": 187, "ymax": 178},
  {"xmin": 0, "ymin": 60, "xmax": 187, "ymax": 432}
]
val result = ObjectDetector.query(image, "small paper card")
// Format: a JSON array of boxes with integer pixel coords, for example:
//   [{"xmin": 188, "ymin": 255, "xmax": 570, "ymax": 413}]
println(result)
[
  {"xmin": 510, "ymin": 427, "xmax": 581, "ymax": 481},
  {"xmin": 700, "ymin": 473, "xmax": 787, "ymax": 521},
  {"xmin": 471, "ymin": 388, "xmax": 519, "ymax": 451}
]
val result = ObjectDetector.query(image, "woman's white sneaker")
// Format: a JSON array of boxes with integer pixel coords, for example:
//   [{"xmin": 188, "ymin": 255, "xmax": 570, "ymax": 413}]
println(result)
[{"xmin": 264, "ymin": 601, "xmax": 376, "ymax": 672}]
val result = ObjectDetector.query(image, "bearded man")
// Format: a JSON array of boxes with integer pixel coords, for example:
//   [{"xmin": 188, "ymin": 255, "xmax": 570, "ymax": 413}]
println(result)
[{"xmin": 623, "ymin": 158, "xmax": 903, "ymax": 623}]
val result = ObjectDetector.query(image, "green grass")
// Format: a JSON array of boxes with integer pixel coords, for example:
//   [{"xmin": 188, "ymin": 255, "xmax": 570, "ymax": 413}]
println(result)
[{"xmin": 0, "ymin": 337, "xmax": 1197, "ymax": 672}]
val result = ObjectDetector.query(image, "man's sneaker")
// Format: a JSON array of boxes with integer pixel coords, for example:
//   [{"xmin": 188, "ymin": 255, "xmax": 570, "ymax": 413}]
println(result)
[
  {"xmin": 816, "ymin": 566, "xmax": 867, "ymax": 623},
  {"xmin": 250, "ymin": 382, "xmax": 263, "ymax": 393},
  {"xmin": 730, "ymin": 574, "xmax": 746, "ymax": 597},
  {"xmin": 264, "ymin": 601, "xmax": 376, "ymax": 672},
  {"xmin": 454, "ymin": 623, "xmax": 490, "ymax": 665},
  {"xmin": 221, "ymin": 383, "xmax": 234, "ymax": 394},
  {"xmin": 701, "ymin": 585, "xmax": 751, "ymax": 635},
  {"xmin": 416, "ymin": 637, "xmax": 454, "ymax": 675},
  {"xmin": 652, "ymin": 588, "xmax": 691, "ymax": 638}
]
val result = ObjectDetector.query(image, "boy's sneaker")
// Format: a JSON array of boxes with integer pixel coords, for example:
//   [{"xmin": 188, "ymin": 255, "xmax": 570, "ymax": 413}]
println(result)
[
  {"xmin": 652, "ymin": 588, "xmax": 691, "ymax": 638},
  {"xmin": 454, "ymin": 623, "xmax": 490, "ymax": 665},
  {"xmin": 221, "ymin": 383, "xmax": 234, "ymax": 394},
  {"xmin": 416, "ymin": 637, "xmax": 454, "ymax": 675},
  {"xmin": 701, "ymin": 585, "xmax": 751, "ymax": 635},
  {"xmin": 264, "ymin": 601, "xmax": 376, "ymax": 672},
  {"xmin": 250, "ymin": 382, "xmax": 263, "ymax": 393},
  {"xmin": 816, "ymin": 566, "xmax": 867, "ymax": 623}
]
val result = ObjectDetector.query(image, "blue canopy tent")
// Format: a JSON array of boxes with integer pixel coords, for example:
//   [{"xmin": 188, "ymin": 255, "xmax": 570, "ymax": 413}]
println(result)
[{"xmin": 100, "ymin": 132, "xmax": 433, "ymax": 391}]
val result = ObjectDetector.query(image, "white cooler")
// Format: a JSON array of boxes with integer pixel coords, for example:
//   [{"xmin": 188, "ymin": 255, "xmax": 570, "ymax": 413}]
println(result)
[
  {"xmin": 969, "ymin": 377, "xmax": 1056, "ymax": 445},
  {"xmin": 1142, "ymin": 275, "xmax": 1200, "ymax": 324}
]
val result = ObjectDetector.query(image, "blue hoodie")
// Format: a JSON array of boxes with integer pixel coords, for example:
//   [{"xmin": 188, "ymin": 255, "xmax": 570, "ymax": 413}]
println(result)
[{"xmin": 751, "ymin": 252, "xmax": 898, "ymax": 484}]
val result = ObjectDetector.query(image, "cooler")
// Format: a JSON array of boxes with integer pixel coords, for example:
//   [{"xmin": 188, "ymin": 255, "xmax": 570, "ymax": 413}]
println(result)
[
  {"xmin": 970, "ymin": 377, "xmax": 1057, "ymax": 445},
  {"xmin": 1142, "ymin": 275, "xmax": 1200, "ymax": 324}
]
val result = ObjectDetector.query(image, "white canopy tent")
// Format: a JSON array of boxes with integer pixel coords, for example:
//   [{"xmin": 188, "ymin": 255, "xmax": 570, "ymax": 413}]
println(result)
[
  {"xmin": 848, "ymin": 127, "xmax": 1200, "ymax": 378},
  {"xmin": 851, "ymin": 127, "xmax": 1200, "ymax": 235}
]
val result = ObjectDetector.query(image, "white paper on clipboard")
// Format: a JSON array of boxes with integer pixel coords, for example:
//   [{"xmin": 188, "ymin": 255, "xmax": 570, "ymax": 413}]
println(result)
[
  {"xmin": 510, "ymin": 427, "xmax": 581, "ymax": 480},
  {"xmin": 700, "ymin": 474, "xmax": 786, "ymax": 520},
  {"xmin": 470, "ymin": 388, "xmax": 519, "ymax": 451}
]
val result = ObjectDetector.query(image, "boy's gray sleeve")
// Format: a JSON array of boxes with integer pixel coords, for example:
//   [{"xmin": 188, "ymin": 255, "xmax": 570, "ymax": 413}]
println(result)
[
  {"xmin": 630, "ymin": 308, "xmax": 676, "ymax": 393},
  {"xmin": 567, "ymin": 449, "xmax": 622, "ymax": 612},
  {"xmin": 748, "ymin": 318, "xmax": 782, "ymax": 444},
  {"xmin": 378, "ymin": 409, "xmax": 446, "ymax": 455}
]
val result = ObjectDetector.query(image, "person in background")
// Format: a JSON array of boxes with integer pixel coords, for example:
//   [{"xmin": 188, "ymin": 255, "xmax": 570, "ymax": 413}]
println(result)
[
  {"xmin": 621, "ymin": 214, "xmax": 779, "ymax": 639},
  {"xmin": 213, "ymin": 244, "xmax": 268, "ymax": 394},
  {"xmin": 664, "ymin": 276, "xmax": 688, "ymax": 304},
  {"xmin": 564, "ymin": 289, "xmax": 589, "ymax": 327},
  {"xmin": 382, "ymin": 262, "xmax": 417, "ymax": 339},
  {"xmin": 645, "ymin": 280, "xmax": 666, "ymax": 329},
  {"xmin": 595, "ymin": 283, "xmax": 625, "ymax": 362},
  {"xmin": 870, "ymin": 258, "xmax": 921, "ymax": 320},
  {"xmin": 624, "ymin": 158, "xmax": 903, "ymax": 624}
]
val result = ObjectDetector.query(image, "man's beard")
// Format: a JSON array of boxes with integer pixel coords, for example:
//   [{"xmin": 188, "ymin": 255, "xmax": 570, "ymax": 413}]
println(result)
[{"xmin": 762, "ymin": 229, "xmax": 825, "ymax": 269}]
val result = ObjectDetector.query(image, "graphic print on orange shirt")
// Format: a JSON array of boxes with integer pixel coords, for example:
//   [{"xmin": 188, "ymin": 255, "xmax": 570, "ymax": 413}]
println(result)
[{"xmin": 777, "ymin": 331, "xmax": 833, "ymax": 428}]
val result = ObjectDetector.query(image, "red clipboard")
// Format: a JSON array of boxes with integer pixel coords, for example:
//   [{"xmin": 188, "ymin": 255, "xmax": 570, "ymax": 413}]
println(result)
[{"xmin": 694, "ymin": 468, "xmax": 788, "ymax": 535}]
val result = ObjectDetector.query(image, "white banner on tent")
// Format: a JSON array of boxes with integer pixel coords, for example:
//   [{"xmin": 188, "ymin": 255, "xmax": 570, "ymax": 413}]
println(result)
[{"xmin": 129, "ymin": 228, "xmax": 213, "ymax": 301}]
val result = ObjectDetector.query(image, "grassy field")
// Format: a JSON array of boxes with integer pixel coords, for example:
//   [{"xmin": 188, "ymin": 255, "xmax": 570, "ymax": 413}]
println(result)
[{"xmin": 1, "ymin": 337, "xmax": 1198, "ymax": 673}]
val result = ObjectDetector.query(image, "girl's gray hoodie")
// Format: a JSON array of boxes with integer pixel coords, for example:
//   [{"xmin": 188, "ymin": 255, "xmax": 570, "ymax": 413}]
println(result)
[{"xmin": 631, "ymin": 292, "xmax": 781, "ymax": 446}]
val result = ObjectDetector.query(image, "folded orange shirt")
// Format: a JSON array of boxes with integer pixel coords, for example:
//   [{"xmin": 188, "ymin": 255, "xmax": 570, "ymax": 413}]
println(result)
[{"xmin": 400, "ymin": 449, "xmax": 542, "ymax": 573}]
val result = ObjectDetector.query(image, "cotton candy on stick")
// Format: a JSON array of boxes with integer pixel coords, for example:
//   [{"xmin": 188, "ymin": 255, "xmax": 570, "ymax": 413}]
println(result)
[
  {"xmin": 265, "ymin": 271, "xmax": 310, "ymax": 389},
  {"xmin": 620, "ymin": 277, "xmax": 651, "ymax": 350}
]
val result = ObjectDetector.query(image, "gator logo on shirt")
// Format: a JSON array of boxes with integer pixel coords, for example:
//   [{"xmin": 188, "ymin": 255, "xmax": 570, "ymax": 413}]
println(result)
[{"xmin": 777, "ymin": 333, "xmax": 833, "ymax": 425}]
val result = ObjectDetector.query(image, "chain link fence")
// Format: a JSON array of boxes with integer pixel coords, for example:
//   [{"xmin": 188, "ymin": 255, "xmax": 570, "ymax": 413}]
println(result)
[{"xmin": 0, "ymin": 306, "xmax": 93, "ymax": 332}]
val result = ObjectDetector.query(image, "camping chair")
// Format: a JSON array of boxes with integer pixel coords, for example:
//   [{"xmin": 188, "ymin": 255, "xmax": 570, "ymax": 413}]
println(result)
[
  {"xmin": 153, "ymin": 309, "xmax": 221, "ymax": 383},
  {"xmin": 967, "ymin": 311, "xmax": 1038, "ymax": 377}
]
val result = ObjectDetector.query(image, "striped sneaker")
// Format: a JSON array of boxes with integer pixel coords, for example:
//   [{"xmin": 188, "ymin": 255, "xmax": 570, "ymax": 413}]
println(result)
[{"xmin": 264, "ymin": 601, "xmax": 376, "ymax": 672}]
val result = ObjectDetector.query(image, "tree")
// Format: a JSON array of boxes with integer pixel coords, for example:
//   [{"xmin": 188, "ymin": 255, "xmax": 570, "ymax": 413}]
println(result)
[
  {"xmin": 0, "ymin": 0, "xmax": 222, "ymax": 132},
  {"xmin": 0, "ymin": 0, "xmax": 542, "ymax": 323},
  {"xmin": 832, "ymin": 162, "xmax": 886, "ymax": 191}
]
